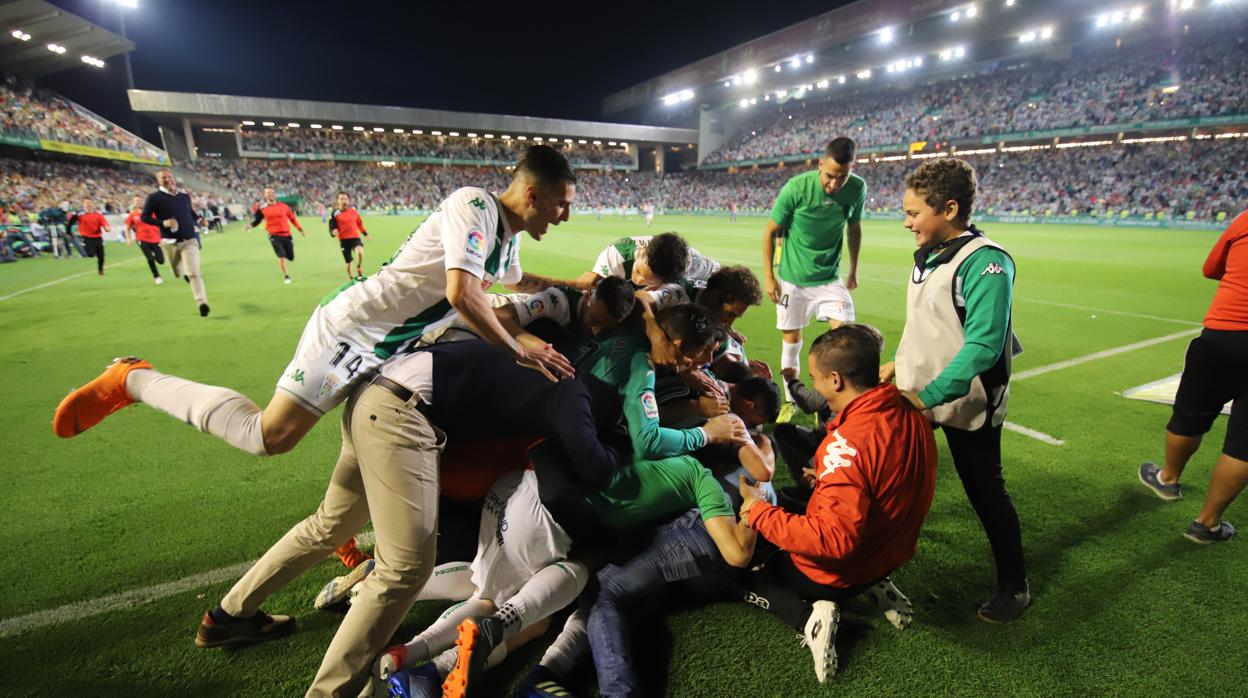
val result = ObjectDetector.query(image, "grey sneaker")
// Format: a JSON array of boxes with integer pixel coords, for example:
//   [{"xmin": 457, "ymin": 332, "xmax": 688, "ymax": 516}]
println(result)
[
  {"xmin": 1184, "ymin": 520, "xmax": 1235, "ymax": 545},
  {"xmin": 1139, "ymin": 462, "xmax": 1182, "ymax": 501},
  {"xmin": 977, "ymin": 581, "xmax": 1030, "ymax": 624}
]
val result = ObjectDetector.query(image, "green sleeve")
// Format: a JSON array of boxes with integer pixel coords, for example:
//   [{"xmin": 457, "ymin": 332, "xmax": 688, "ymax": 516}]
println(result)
[
  {"xmin": 769, "ymin": 180, "xmax": 796, "ymax": 228},
  {"xmin": 918, "ymin": 248, "xmax": 1015, "ymax": 409},
  {"xmin": 849, "ymin": 181, "xmax": 866, "ymax": 224},
  {"xmin": 621, "ymin": 350, "xmax": 708, "ymax": 459},
  {"xmin": 691, "ymin": 463, "xmax": 735, "ymax": 520}
]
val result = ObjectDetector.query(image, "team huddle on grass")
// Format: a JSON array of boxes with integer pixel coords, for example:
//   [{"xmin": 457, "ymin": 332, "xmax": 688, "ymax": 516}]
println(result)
[{"xmin": 49, "ymin": 141, "xmax": 1247, "ymax": 698}]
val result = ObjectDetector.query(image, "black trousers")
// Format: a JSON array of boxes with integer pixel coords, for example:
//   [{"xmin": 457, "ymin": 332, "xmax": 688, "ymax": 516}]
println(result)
[
  {"xmin": 139, "ymin": 241, "xmax": 164, "ymax": 277},
  {"xmin": 773, "ymin": 422, "xmax": 824, "ymax": 493},
  {"xmin": 943, "ymin": 423, "xmax": 1027, "ymax": 591},
  {"xmin": 737, "ymin": 546, "xmax": 881, "ymax": 631},
  {"xmin": 82, "ymin": 237, "xmax": 104, "ymax": 272}
]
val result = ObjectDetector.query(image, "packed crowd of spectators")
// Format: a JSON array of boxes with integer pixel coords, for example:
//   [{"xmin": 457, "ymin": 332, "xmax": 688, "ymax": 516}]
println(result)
[
  {"xmin": 185, "ymin": 138, "xmax": 1243, "ymax": 221},
  {"xmin": 240, "ymin": 128, "xmax": 634, "ymax": 167},
  {"xmin": 707, "ymin": 30, "xmax": 1248, "ymax": 164},
  {"xmin": 1, "ymin": 80, "xmax": 165, "ymax": 160},
  {"xmin": 0, "ymin": 157, "xmax": 154, "ymax": 217}
]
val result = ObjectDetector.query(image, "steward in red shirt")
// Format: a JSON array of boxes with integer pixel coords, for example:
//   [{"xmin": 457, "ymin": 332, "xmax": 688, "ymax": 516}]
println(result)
[
  {"xmin": 73, "ymin": 198, "xmax": 111, "ymax": 275},
  {"xmin": 245, "ymin": 187, "xmax": 305, "ymax": 283},
  {"xmin": 739, "ymin": 323, "xmax": 936, "ymax": 680},
  {"xmin": 329, "ymin": 192, "xmax": 369, "ymax": 281},
  {"xmin": 126, "ymin": 194, "xmax": 166, "ymax": 283},
  {"xmin": 1143, "ymin": 208, "xmax": 1248, "ymax": 545}
]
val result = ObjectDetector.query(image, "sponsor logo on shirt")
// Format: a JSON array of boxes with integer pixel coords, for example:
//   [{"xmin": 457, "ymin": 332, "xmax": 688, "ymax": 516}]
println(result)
[
  {"xmin": 820, "ymin": 429, "xmax": 857, "ymax": 480},
  {"xmin": 466, "ymin": 229, "xmax": 485, "ymax": 259},
  {"xmin": 981, "ymin": 262, "xmax": 1005, "ymax": 276},
  {"xmin": 641, "ymin": 391, "xmax": 659, "ymax": 419},
  {"xmin": 469, "ymin": 197, "xmax": 487, "ymax": 210},
  {"xmin": 286, "ymin": 368, "xmax": 306, "ymax": 385}
]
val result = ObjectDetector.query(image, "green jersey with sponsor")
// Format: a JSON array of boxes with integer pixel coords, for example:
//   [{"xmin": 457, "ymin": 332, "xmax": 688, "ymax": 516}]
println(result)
[
  {"xmin": 770, "ymin": 170, "xmax": 866, "ymax": 287},
  {"xmin": 585, "ymin": 454, "xmax": 735, "ymax": 527}
]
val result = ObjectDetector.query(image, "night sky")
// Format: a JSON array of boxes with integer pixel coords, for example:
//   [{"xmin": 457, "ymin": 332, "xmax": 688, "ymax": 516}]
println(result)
[{"xmin": 39, "ymin": 0, "xmax": 852, "ymax": 140}]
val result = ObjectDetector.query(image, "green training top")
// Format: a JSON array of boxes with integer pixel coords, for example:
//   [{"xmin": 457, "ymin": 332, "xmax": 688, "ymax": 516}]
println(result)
[
  {"xmin": 769, "ymin": 170, "xmax": 867, "ymax": 287},
  {"xmin": 916, "ymin": 246, "xmax": 1015, "ymax": 409},
  {"xmin": 584, "ymin": 454, "xmax": 735, "ymax": 527}
]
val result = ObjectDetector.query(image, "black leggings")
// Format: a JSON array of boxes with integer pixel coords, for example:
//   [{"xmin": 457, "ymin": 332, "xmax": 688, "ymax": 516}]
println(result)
[
  {"xmin": 943, "ymin": 423, "xmax": 1027, "ymax": 591},
  {"xmin": 82, "ymin": 237, "xmax": 104, "ymax": 272},
  {"xmin": 139, "ymin": 241, "xmax": 164, "ymax": 277},
  {"xmin": 773, "ymin": 423, "xmax": 824, "ymax": 492}
]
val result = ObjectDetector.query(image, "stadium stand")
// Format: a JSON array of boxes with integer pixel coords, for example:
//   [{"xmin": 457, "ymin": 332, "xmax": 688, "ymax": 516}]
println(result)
[
  {"xmin": 705, "ymin": 31, "xmax": 1248, "ymax": 164},
  {"xmin": 1, "ymin": 80, "xmax": 165, "ymax": 160}
]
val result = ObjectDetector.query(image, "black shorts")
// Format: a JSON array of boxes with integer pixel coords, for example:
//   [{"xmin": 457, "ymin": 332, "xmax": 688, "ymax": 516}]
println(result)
[
  {"xmin": 1167, "ymin": 328, "xmax": 1248, "ymax": 460},
  {"xmin": 139, "ymin": 241, "xmax": 165, "ymax": 264},
  {"xmin": 82, "ymin": 236, "xmax": 103, "ymax": 258},
  {"xmin": 269, "ymin": 235, "xmax": 294, "ymax": 260},
  {"xmin": 339, "ymin": 237, "xmax": 364, "ymax": 263}
]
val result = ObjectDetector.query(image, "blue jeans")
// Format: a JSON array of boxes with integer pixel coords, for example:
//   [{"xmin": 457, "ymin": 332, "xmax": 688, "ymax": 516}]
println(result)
[{"xmin": 585, "ymin": 510, "xmax": 723, "ymax": 698}]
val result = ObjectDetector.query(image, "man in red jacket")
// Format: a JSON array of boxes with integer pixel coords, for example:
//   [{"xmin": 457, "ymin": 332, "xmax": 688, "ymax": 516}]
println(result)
[
  {"xmin": 126, "ymin": 194, "xmax": 166, "ymax": 284},
  {"xmin": 74, "ymin": 197, "xmax": 111, "ymax": 276},
  {"xmin": 330, "ymin": 191, "xmax": 369, "ymax": 281},
  {"xmin": 245, "ymin": 187, "xmax": 305, "ymax": 284},
  {"xmin": 1139, "ymin": 208, "xmax": 1248, "ymax": 544},
  {"xmin": 739, "ymin": 322, "xmax": 937, "ymax": 682}
]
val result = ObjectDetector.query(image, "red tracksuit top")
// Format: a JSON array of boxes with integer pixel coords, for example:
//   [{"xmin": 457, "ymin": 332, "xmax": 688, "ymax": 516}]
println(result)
[
  {"xmin": 126, "ymin": 208, "xmax": 162, "ymax": 243},
  {"xmin": 331, "ymin": 207, "xmax": 367, "ymax": 240},
  {"xmin": 1203, "ymin": 209, "xmax": 1248, "ymax": 332},
  {"xmin": 749, "ymin": 383, "xmax": 938, "ymax": 588},
  {"xmin": 254, "ymin": 202, "xmax": 301, "ymax": 235},
  {"xmin": 76, "ymin": 212, "xmax": 109, "ymax": 238}
]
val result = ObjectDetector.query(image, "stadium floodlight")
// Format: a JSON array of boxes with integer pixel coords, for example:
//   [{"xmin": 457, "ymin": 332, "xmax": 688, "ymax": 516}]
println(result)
[
  {"xmin": 1175, "ymin": 0, "xmax": 1195, "ymax": 9},
  {"xmin": 750, "ymin": 97, "xmax": 757, "ymax": 104},
  {"xmin": 968, "ymin": 4, "xmax": 978, "ymax": 17},
  {"xmin": 951, "ymin": 10, "xmax": 960, "ymax": 21},
  {"xmin": 331, "ymin": 125, "xmax": 343, "ymax": 130},
  {"xmin": 743, "ymin": 68, "xmax": 758, "ymax": 84},
  {"xmin": 806, "ymin": 54, "xmax": 814, "ymax": 64},
  {"xmin": 838, "ymin": 75, "xmax": 847, "ymax": 84},
  {"xmin": 1129, "ymin": 6, "xmax": 1144, "ymax": 19},
  {"xmin": 449, "ymin": 131, "xmax": 460, "ymax": 136},
  {"xmin": 879, "ymin": 27, "xmax": 894, "ymax": 43},
  {"xmin": 857, "ymin": 69, "xmax": 872, "ymax": 79},
  {"xmin": 789, "ymin": 57, "xmax": 801, "ymax": 68},
  {"xmin": 112, "ymin": 0, "xmax": 139, "ymax": 8},
  {"xmin": 564, "ymin": 138, "xmax": 573, "ymax": 143},
  {"xmin": 11, "ymin": 29, "xmax": 31, "ymax": 41},
  {"xmin": 81, "ymin": 55, "xmax": 105, "ymax": 68},
  {"xmin": 1006, "ymin": 0, "xmax": 1015, "ymax": 6},
  {"xmin": 679, "ymin": 89, "xmax": 694, "ymax": 101},
  {"xmin": 262, "ymin": 121, "xmax": 276, "ymax": 126},
  {"xmin": 310, "ymin": 123, "xmax": 322, "ymax": 129},
  {"xmin": 663, "ymin": 94, "xmax": 679, "ymax": 105},
  {"xmin": 412, "ymin": 129, "xmax": 423, "ymax": 134},
  {"xmin": 288, "ymin": 122, "xmax": 300, "ymax": 128},
  {"xmin": 578, "ymin": 139, "xmax": 587, "ymax": 144},
  {"xmin": 533, "ymin": 136, "xmax": 543, "ymax": 142},
  {"xmin": 619, "ymin": 142, "xmax": 628, "ymax": 147},
  {"xmin": 1041, "ymin": 25, "xmax": 1054, "ymax": 38},
  {"xmin": 393, "ymin": 128, "xmax": 403, "ymax": 133},
  {"xmin": 468, "ymin": 132, "xmax": 478, "ymax": 137},
  {"xmin": 352, "ymin": 126, "xmax": 364, "ymax": 131},
  {"xmin": 431, "ymin": 130, "xmax": 442, "ymax": 135},
  {"xmin": 731, "ymin": 75, "xmax": 742, "ymax": 86},
  {"xmin": 608, "ymin": 141, "xmax": 617, "ymax": 145},
  {"xmin": 242, "ymin": 120, "xmax": 255, "ymax": 126},
  {"xmin": 500, "ymin": 134, "xmax": 511, "ymax": 140},
  {"xmin": 517, "ymin": 135, "xmax": 527, "ymax": 140},
  {"xmin": 816, "ymin": 79, "xmax": 829, "ymax": 88},
  {"xmin": 484, "ymin": 133, "xmax": 494, "ymax": 138},
  {"xmin": 47, "ymin": 43, "xmax": 66, "ymax": 54},
  {"xmin": 593, "ymin": 140, "xmax": 601, "ymax": 145},
  {"xmin": 372, "ymin": 127, "xmax": 384, "ymax": 132},
  {"xmin": 774, "ymin": 64, "xmax": 782, "ymax": 72},
  {"xmin": 777, "ymin": 89, "xmax": 787, "ymax": 98}
]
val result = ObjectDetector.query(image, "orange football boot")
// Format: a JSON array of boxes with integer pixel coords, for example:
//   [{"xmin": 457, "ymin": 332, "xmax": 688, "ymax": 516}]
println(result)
[
  {"xmin": 52, "ymin": 357, "xmax": 152, "ymax": 438},
  {"xmin": 335, "ymin": 537, "xmax": 372, "ymax": 569}
]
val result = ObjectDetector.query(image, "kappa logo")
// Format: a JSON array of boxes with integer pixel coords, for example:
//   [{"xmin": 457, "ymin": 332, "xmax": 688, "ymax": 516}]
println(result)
[
  {"xmin": 641, "ymin": 392, "xmax": 659, "ymax": 419},
  {"xmin": 466, "ymin": 229, "xmax": 485, "ymax": 258},
  {"xmin": 468, "ymin": 197, "xmax": 487, "ymax": 210},
  {"xmin": 820, "ymin": 429, "xmax": 857, "ymax": 479},
  {"xmin": 981, "ymin": 262, "xmax": 1005, "ymax": 276},
  {"xmin": 287, "ymin": 368, "xmax": 306, "ymax": 385}
]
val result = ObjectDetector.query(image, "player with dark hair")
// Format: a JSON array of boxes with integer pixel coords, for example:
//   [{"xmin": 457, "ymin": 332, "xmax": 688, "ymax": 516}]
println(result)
[
  {"xmin": 126, "ymin": 194, "xmax": 165, "ymax": 284},
  {"xmin": 739, "ymin": 323, "xmax": 937, "ymax": 682},
  {"xmin": 642, "ymin": 265, "xmax": 768, "ymax": 376},
  {"xmin": 245, "ymin": 187, "xmax": 305, "ymax": 284},
  {"xmin": 54, "ymin": 145, "xmax": 578, "ymax": 462},
  {"xmin": 330, "ymin": 191, "xmax": 369, "ymax": 281},
  {"xmin": 882, "ymin": 157, "xmax": 1029, "ymax": 623},
  {"xmin": 73, "ymin": 197, "xmax": 110, "ymax": 276},
  {"xmin": 579, "ymin": 232, "xmax": 720, "ymax": 289},
  {"xmin": 764, "ymin": 137, "xmax": 866, "ymax": 422}
]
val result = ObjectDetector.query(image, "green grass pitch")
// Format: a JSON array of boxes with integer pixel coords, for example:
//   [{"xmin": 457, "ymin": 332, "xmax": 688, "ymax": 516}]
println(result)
[{"xmin": 0, "ymin": 213, "xmax": 1244, "ymax": 696}]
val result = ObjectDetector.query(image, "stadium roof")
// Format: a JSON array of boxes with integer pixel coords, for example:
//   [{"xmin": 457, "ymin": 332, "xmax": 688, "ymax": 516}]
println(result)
[
  {"xmin": 603, "ymin": 0, "xmax": 1152, "ymax": 118},
  {"xmin": 0, "ymin": 0, "xmax": 134, "ymax": 78},
  {"xmin": 129, "ymin": 90, "xmax": 699, "ymax": 146}
]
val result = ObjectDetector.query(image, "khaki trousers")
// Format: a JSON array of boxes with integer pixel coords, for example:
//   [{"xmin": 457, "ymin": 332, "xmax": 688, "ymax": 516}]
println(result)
[
  {"xmin": 219, "ymin": 383, "xmax": 444, "ymax": 697},
  {"xmin": 161, "ymin": 238, "xmax": 207, "ymax": 305}
]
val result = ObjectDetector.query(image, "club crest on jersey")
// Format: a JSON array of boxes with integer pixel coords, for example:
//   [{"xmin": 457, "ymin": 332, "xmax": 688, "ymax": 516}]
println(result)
[
  {"xmin": 528, "ymin": 298, "xmax": 545, "ymax": 314},
  {"xmin": 466, "ymin": 229, "xmax": 485, "ymax": 258},
  {"xmin": 981, "ymin": 262, "xmax": 1005, "ymax": 276},
  {"xmin": 820, "ymin": 429, "xmax": 857, "ymax": 479},
  {"xmin": 318, "ymin": 373, "xmax": 340, "ymax": 399},
  {"xmin": 641, "ymin": 392, "xmax": 659, "ymax": 419}
]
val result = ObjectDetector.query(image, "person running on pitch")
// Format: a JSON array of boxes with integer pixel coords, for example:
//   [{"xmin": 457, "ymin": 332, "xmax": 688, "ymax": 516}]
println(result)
[
  {"xmin": 330, "ymin": 191, "xmax": 369, "ymax": 281},
  {"xmin": 125, "ymin": 194, "xmax": 166, "ymax": 284},
  {"xmin": 245, "ymin": 186, "xmax": 306, "ymax": 284}
]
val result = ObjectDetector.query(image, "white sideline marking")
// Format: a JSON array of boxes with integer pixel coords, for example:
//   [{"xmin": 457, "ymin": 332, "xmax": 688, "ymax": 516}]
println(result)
[
  {"xmin": 0, "ymin": 257, "xmax": 142, "ymax": 302},
  {"xmin": 1013, "ymin": 328, "xmax": 1199, "ymax": 381},
  {"xmin": 0, "ymin": 531, "xmax": 376, "ymax": 639},
  {"xmin": 1003, "ymin": 421, "xmax": 1065, "ymax": 446}
]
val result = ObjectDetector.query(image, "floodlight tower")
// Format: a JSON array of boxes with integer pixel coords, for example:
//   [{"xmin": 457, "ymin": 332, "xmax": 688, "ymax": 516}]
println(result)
[{"xmin": 108, "ymin": 0, "xmax": 141, "ymax": 134}]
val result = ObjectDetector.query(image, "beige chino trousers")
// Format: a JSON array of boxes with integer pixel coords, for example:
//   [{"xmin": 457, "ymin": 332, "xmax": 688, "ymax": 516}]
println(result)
[{"xmin": 161, "ymin": 238, "xmax": 207, "ymax": 305}]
